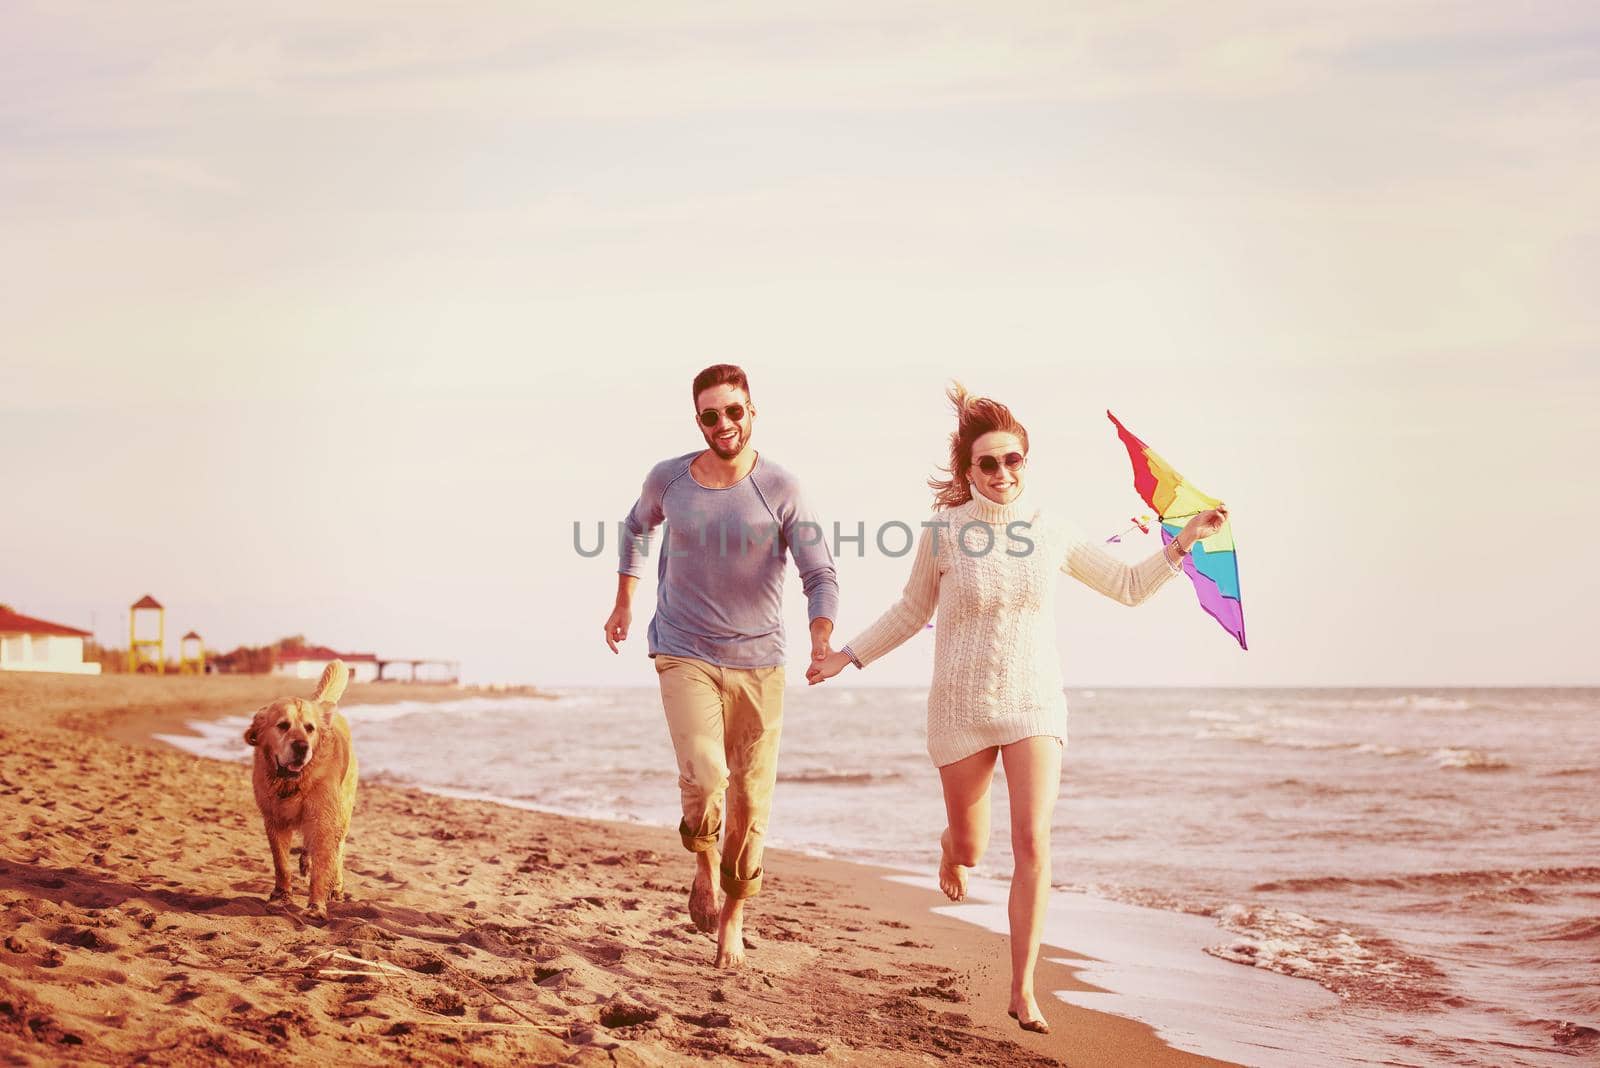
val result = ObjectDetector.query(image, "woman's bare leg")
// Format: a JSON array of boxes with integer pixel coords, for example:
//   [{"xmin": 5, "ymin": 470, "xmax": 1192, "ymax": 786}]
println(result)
[
  {"xmin": 1000, "ymin": 735, "xmax": 1063, "ymax": 1030},
  {"xmin": 937, "ymin": 746, "xmax": 998, "ymax": 901}
]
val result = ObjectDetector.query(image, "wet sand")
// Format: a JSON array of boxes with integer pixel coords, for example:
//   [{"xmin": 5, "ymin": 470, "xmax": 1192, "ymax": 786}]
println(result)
[{"xmin": 0, "ymin": 672, "xmax": 1236, "ymax": 1065}]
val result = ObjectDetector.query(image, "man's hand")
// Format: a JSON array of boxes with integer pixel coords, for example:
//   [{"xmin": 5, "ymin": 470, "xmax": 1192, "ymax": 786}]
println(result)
[
  {"xmin": 809, "ymin": 617, "xmax": 834, "ymax": 663},
  {"xmin": 806, "ymin": 650, "xmax": 851, "ymax": 686},
  {"xmin": 604, "ymin": 604, "xmax": 631, "ymax": 654}
]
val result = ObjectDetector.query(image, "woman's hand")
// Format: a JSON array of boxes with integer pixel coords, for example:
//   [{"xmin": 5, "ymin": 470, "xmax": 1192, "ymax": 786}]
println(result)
[
  {"xmin": 1181, "ymin": 504, "xmax": 1229, "ymax": 547},
  {"xmin": 806, "ymin": 649, "xmax": 852, "ymax": 686}
]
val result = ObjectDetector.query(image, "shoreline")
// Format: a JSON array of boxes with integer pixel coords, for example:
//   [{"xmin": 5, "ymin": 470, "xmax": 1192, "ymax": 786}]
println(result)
[{"xmin": 0, "ymin": 672, "xmax": 1237, "ymax": 1065}]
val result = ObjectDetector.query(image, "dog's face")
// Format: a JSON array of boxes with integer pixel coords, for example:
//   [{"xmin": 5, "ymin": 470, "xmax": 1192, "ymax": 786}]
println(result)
[{"xmin": 245, "ymin": 697, "xmax": 334, "ymax": 777}]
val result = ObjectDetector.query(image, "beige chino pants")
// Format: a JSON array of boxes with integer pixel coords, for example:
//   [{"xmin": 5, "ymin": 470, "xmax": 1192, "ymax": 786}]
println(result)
[{"xmin": 654, "ymin": 654, "xmax": 784, "ymax": 900}]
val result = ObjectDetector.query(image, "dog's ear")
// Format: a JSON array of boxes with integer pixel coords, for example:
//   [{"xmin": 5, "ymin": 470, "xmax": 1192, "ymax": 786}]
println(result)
[
  {"xmin": 244, "ymin": 706, "xmax": 270, "ymax": 747},
  {"xmin": 318, "ymin": 701, "xmax": 337, "ymax": 729}
]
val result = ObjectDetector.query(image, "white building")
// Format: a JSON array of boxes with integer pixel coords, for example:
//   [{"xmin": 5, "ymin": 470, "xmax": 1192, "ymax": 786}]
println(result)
[
  {"xmin": 0, "ymin": 607, "xmax": 103, "ymax": 675},
  {"xmin": 273, "ymin": 645, "xmax": 380, "ymax": 684}
]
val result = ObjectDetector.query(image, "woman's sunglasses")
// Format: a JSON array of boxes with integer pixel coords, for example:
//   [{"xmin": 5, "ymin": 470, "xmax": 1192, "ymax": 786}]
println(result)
[
  {"xmin": 698, "ymin": 404, "xmax": 747, "ymax": 427},
  {"xmin": 974, "ymin": 452, "xmax": 1026, "ymax": 475}
]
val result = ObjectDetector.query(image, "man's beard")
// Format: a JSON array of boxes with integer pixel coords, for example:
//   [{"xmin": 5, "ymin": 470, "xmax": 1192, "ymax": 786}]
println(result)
[{"xmin": 703, "ymin": 423, "xmax": 748, "ymax": 460}]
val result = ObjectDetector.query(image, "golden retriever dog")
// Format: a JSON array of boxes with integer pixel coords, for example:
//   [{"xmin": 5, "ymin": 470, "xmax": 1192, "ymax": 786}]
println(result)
[{"xmin": 243, "ymin": 660, "xmax": 358, "ymax": 920}]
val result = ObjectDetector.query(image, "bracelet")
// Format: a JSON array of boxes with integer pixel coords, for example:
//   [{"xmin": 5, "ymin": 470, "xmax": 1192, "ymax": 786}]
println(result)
[{"xmin": 1170, "ymin": 538, "xmax": 1190, "ymax": 557}]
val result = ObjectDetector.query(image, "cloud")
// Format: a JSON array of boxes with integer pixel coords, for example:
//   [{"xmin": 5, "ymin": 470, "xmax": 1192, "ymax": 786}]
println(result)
[
  {"xmin": 4, "ymin": 1, "xmax": 1594, "ymax": 130},
  {"xmin": 130, "ymin": 157, "xmax": 240, "ymax": 192}
]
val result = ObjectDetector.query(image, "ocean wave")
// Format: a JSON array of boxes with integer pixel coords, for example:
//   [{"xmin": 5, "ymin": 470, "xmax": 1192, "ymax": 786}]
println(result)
[
  {"xmin": 1205, "ymin": 903, "xmax": 1449, "ymax": 1008},
  {"xmin": 1251, "ymin": 867, "xmax": 1600, "ymax": 895},
  {"xmin": 1458, "ymin": 885, "xmax": 1548, "ymax": 906},
  {"xmin": 1268, "ymin": 778, "xmax": 1364, "ymax": 797},
  {"xmin": 1279, "ymin": 693, "xmax": 1474, "ymax": 713},
  {"xmin": 152, "ymin": 717, "xmax": 251, "ymax": 764},
  {"xmin": 1267, "ymin": 715, "xmax": 1325, "ymax": 730},
  {"xmin": 1067, "ymin": 882, "xmax": 1455, "ymax": 1008},
  {"xmin": 342, "ymin": 695, "xmax": 551, "ymax": 723},
  {"xmin": 1197, "ymin": 730, "xmax": 1516, "ymax": 771},
  {"xmin": 1054, "ymin": 882, "xmax": 1215, "ymax": 917},
  {"xmin": 1537, "ymin": 1019, "xmax": 1600, "ymax": 1051},
  {"xmin": 537, "ymin": 692, "xmax": 607, "ymax": 708},
  {"xmin": 1432, "ymin": 747, "xmax": 1512, "ymax": 771},
  {"xmin": 1260, "ymin": 737, "xmax": 1358, "ymax": 751},
  {"xmin": 1532, "ymin": 917, "xmax": 1600, "ymax": 943},
  {"xmin": 1352, "ymin": 742, "xmax": 1411, "ymax": 757},
  {"xmin": 777, "ymin": 769, "xmax": 906, "ymax": 785},
  {"xmin": 1193, "ymin": 723, "xmax": 1264, "ymax": 742},
  {"xmin": 1384, "ymin": 694, "xmax": 1472, "ymax": 712},
  {"xmin": 1186, "ymin": 708, "xmax": 1241, "ymax": 723},
  {"xmin": 1195, "ymin": 726, "xmax": 1359, "ymax": 752}
]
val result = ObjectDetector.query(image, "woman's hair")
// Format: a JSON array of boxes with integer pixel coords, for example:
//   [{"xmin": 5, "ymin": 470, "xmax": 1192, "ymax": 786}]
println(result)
[{"xmin": 928, "ymin": 382, "xmax": 1030, "ymax": 509}]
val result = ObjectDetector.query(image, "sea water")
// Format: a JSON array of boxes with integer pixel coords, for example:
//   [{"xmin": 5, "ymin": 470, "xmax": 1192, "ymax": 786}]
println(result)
[{"xmin": 163, "ymin": 686, "xmax": 1600, "ymax": 1067}]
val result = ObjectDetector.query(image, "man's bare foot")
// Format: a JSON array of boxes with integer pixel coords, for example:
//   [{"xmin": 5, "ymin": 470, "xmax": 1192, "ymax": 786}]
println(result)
[
  {"xmin": 938, "ymin": 828, "xmax": 969, "ymax": 902},
  {"xmin": 689, "ymin": 849, "xmax": 721, "ymax": 933},
  {"xmin": 1008, "ymin": 992, "xmax": 1049, "ymax": 1034},
  {"xmin": 714, "ymin": 897, "xmax": 745, "ymax": 969}
]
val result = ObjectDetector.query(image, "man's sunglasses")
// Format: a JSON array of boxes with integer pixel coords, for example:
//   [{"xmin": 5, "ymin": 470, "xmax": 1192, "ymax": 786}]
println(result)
[
  {"xmin": 974, "ymin": 452, "xmax": 1026, "ymax": 475},
  {"xmin": 698, "ymin": 404, "xmax": 748, "ymax": 427}
]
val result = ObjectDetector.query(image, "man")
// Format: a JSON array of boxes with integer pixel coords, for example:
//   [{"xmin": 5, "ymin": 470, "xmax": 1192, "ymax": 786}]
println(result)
[{"xmin": 605, "ymin": 363, "xmax": 838, "ymax": 968}]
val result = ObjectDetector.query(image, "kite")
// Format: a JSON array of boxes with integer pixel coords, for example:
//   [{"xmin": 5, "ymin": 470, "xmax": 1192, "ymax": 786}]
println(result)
[{"xmin": 1107, "ymin": 411, "xmax": 1246, "ymax": 649}]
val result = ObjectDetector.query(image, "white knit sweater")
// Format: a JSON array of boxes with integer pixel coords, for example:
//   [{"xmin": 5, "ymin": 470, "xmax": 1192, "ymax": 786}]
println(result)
[{"xmin": 845, "ymin": 486, "xmax": 1184, "ymax": 767}]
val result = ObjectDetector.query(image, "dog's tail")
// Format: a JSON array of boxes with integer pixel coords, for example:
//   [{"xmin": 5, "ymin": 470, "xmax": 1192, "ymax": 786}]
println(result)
[{"xmin": 313, "ymin": 659, "xmax": 350, "ymax": 704}]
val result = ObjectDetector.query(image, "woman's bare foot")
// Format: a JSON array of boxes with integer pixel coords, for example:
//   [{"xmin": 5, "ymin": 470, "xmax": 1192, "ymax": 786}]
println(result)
[
  {"xmin": 688, "ymin": 850, "xmax": 721, "ymax": 933},
  {"xmin": 1008, "ymin": 992, "xmax": 1049, "ymax": 1034},
  {"xmin": 938, "ymin": 828, "xmax": 969, "ymax": 902},
  {"xmin": 714, "ymin": 897, "xmax": 745, "ymax": 969}
]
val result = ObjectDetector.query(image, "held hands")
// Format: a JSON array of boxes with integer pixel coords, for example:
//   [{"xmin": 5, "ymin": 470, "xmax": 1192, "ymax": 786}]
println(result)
[
  {"xmin": 1180, "ymin": 504, "xmax": 1229, "ymax": 548},
  {"xmin": 603, "ymin": 604, "xmax": 631, "ymax": 654},
  {"xmin": 806, "ymin": 649, "xmax": 851, "ymax": 686}
]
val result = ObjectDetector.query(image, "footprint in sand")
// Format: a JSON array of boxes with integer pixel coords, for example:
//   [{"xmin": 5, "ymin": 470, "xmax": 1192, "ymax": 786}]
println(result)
[
  {"xmin": 647, "ymin": 925, "xmax": 693, "ymax": 943},
  {"xmin": 579, "ymin": 941, "xmax": 628, "ymax": 966},
  {"xmin": 48, "ymin": 927, "xmax": 117, "ymax": 953},
  {"xmin": 598, "ymin": 997, "xmax": 659, "ymax": 1029},
  {"xmin": 533, "ymin": 965, "xmax": 570, "ymax": 986},
  {"xmin": 907, "ymin": 981, "xmax": 966, "ymax": 1003},
  {"xmin": 766, "ymin": 1036, "xmax": 827, "ymax": 1055},
  {"xmin": 413, "ymin": 990, "xmax": 466, "ymax": 1018}
]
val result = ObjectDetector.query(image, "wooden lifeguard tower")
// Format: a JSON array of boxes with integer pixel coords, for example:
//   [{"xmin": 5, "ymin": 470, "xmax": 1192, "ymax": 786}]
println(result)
[
  {"xmin": 179, "ymin": 631, "xmax": 205, "ymax": 675},
  {"xmin": 128, "ymin": 595, "xmax": 165, "ymax": 674}
]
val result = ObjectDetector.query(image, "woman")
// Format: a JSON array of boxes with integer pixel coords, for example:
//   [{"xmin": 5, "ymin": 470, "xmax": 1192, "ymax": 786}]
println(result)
[{"xmin": 806, "ymin": 384, "xmax": 1227, "ymax": 1034}]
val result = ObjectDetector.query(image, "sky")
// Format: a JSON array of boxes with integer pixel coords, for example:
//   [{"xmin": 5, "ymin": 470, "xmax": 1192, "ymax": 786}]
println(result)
[{"xmin": 3, "ymin": 1, "xmax": 1596, "ymax": 687}]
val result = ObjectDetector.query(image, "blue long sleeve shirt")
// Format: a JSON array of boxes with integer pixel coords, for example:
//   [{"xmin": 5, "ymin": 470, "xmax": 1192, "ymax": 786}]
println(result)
[{"xmin": 618, "ymin": 452, "xmax": 839, "ymax": 668}]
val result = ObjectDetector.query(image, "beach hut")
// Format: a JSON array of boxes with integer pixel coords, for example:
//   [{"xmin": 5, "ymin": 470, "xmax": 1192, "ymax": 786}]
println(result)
[
  {"xmin": 0, "ymin": 606, "xmax": 103, "ymax": 675},
  {"xmin": 179, "ymin": 631, "xmax": 206, "ymax": 675},
  {"xmin": 128, "ymin": 594, "xmax": 165, "ymax": 673},
  {"xmin": 274, "ymin": 645, "xmax": 381, "ymax": 683}
]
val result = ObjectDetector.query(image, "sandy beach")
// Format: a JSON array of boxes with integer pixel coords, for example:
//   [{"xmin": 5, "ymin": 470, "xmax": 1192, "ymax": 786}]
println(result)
[{"xmin": 0, "ymin": 672, "xmax": 1232, "ymax": 1066}]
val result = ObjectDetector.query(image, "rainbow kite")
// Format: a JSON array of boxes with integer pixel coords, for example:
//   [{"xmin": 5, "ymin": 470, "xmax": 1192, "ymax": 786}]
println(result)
[{"xmin": 1107, "ymin": 411, "xmax": 1246, "ymax": 649}]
